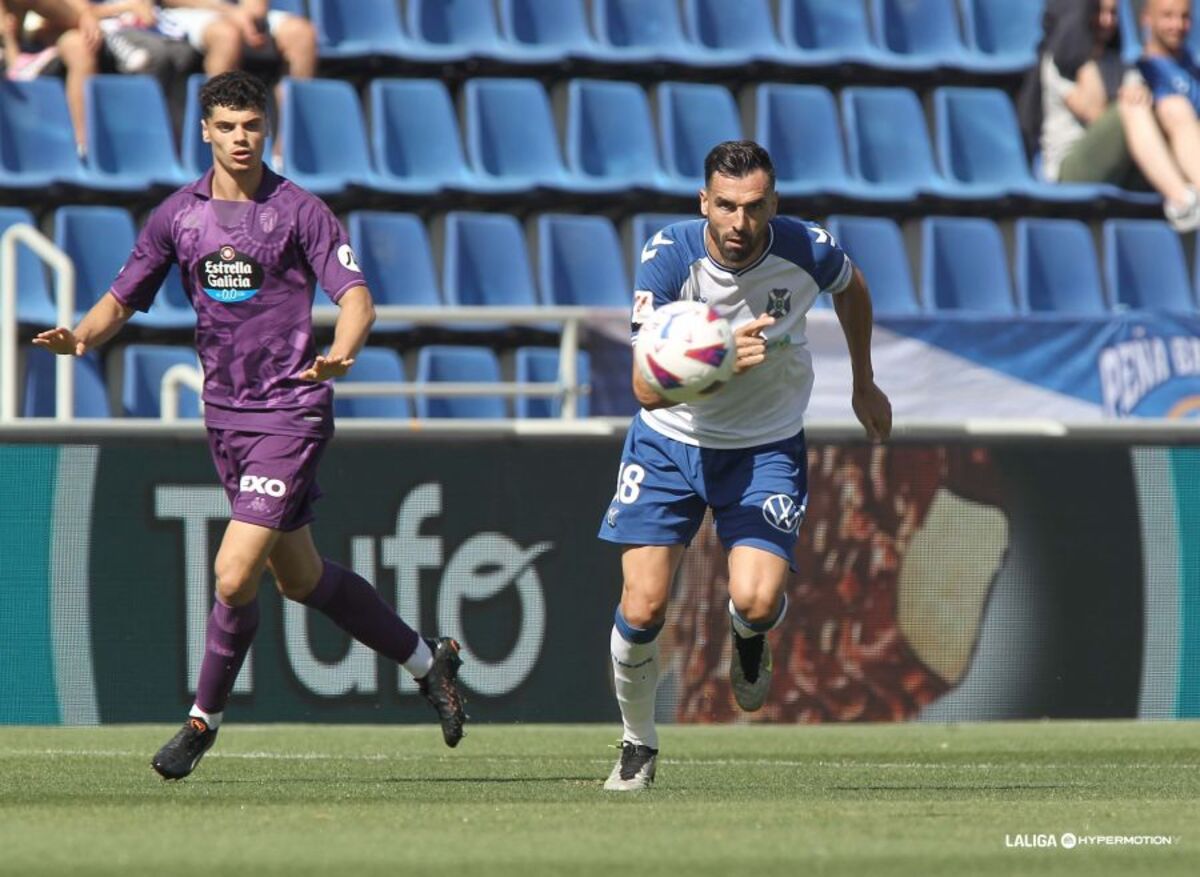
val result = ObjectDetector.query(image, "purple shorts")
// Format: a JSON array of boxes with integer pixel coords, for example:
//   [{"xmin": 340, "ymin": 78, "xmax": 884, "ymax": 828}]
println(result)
[{"xmin": 207, "ymin": 428, "xmax": 326, "ymax": 531}]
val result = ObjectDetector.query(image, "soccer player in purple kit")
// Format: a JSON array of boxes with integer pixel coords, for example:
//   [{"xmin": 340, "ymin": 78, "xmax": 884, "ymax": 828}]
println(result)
[{"xmin": 32, "ymin": 71, "xmax": 467, "ymax": 780}]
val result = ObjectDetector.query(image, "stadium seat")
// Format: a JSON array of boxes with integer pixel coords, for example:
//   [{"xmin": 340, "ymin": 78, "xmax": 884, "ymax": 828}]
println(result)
[
  {"xmin": 1103, "ymin": 219, "xmax": 1195, "ymax": 312},
  {"xmin": 590, "ymin": 0, "xmax": 697, "ymax": 64},
  {"xmin": 84, "ymin": 75, "xmax": 188, "ymax": 190},
  {"xmin": 279, "ymin": 77, "xmax": 372, "ymax": 196},
  {"xmin": 180, "ymin": 73, "xmax": 209, "ymax": 176},
  {"xmin": 333, "ymin": 346, "xmax": 411, "ymax": 418},
  {"xmin": 777, "ymin": 0, "xmax": 924, "ymax": 70},
  {"xmin": 1118, "ymin": 0, "xmax": 1142, "ymax": 64},
  {"xmin": 921, "ymin": 217, "xmax": 1017, "ymax": 313},
  {"xmin": 0, "ymin": 207, "xmax": 56, "ymax": 326},
  {"xmin": 367, "ymin": 78, "xmax": 520, "ymax": 197},
  {"xmin": 414, "ymin": 345, "xmax": 506, "ymax": 418},
  {"xmin": 346, "ymin": 211, "xmax": 442, "ymax": 331},
  {"xmin": 22, "ymin": 349, "xmax": 110, "ymax": 418},
  {"xmin": 53, "ymin": 206, "xmax": 136, "ymax": 322},
  {"xmin": 840, "ymin": 86, "xmax": 949, "ymax": 201},
  {"xmin": 824, "ymin": 215, "xmax": 922, "ymax": 315},
  {"xmin": 140, "ymin": 265, "xmax": 195, "ymax": 331},
  {"xmin": 754, "ymin": 83, "xmax": 867, "ymax": 200},
  {"xmin": 407, "ymin": 0, "xmax": 552, "ymax": 65},
  {"xmin": 656, "ymin": 82, "xmax": 743, "ymax": 192},
  {"xmin": 681, "ymin": 0, "xmax": 786, "ymax": 65},
  {"xmin": 628, "ymin": 213, "xmax": 696, "ymax": 270},
  {"xmin": 958, "ymin": 0, "xmax": 1043, "ymax": 73},
  {"xmin": 497, "ymin": 0, "xmax": 619, "ymax": 65},
  {"xmin": 565, "ymin": 79, "xmax": 667, "ymax": 194},
  {"xmin": 462, "ymin": 78, "xmax": 608, "ymax": 195},
  {"xmin": 121, "ymin": 344, "xmax": 202, "ymax": 418},
  {"xmin": 1015, "ymin": 218, "xmax": 1108, "ymax": 315},
  {"xmin": 869, "ymin": 0, "xmax": 974, "ymax": 71},
  {"xmin": 0, "ymin": 78, "xmax": 87, "ymax": 191},
  {"xmin": 514, "ymin": 347, "xmax": 591, "ymax": 417},
  {"xmin": 307, "ymin": 0, "xmax": 410, "ymax": 61},
  {"xmin": 442, "ymin": 212, "xmax": 542, "ymax": 332},
  {"xmin": 536, "ymin": 214, "xmax": 628, "ymax": 308},
  {"xmin": 270, "ymin": 0, "xmax": 306, "ymax": 12},
  {"xmin": 931, "ymin": 86, "xmax": 1107, "ymax": 203}
]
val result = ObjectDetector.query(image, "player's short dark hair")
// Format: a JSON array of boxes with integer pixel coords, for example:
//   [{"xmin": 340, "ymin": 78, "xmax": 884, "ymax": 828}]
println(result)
[
  {"xmin": 199, "ymin": 71, "xmax": 269, "ymax": 119},
  {"xmin": 704, "ymin": 140, "xmax": 776, "ymax": 189}
]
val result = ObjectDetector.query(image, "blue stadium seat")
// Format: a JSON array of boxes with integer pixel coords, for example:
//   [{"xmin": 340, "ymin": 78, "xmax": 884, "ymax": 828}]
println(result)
[
  {"xmin": 591, "ymin": 0, "xmax": 715, "ymax": 65},
  {"xmin": 0, "ymin": 207, "xmax": 56, "ymax": 326},
  {"xmin": 368, "ymin": 78, "xmax": 520, "ymax": 197},
  {"xmin": 656, "ymin": 82, "xmax": 743, "ymax": 192},
  {"xmin": 442, "ymin": 212, "xmax": 542, "ymax": 331},
  {"xmin": 463, "ymin": 78, "xmax": 606, "ymax": 195},
  {"xmin": 333, "ymin": 347, "xmax": 411, "ymax": 418},
  {"xmin": 180, "ymin": 73, "xmax": 209, "ymax": 176},
  {"xmin": 959, "ymin": 0, "xmax": 1043, "ymax": 74},
  {"xmin": 755, "ymin": 83, "xmax": 867, "ymax": 200},
  {"xmin": 921, "ymin": 217, "xmax": 1016, "ymax": 313},
  {"xmin": 84, "ymin": 75, "xmax": 188, "ymax": 190},
  {"xmin": 1118, "ymin": 0, "xmax": 1142, "ymax": 64},
  {"xmin": 308, "ymin": 0, "xmax": 410, "ymax": 61},
  {"xmin": 628, "ymin": 213, "xmax": 696, "ymax": 270},
  {"xmin": 407, "ymin": 0, "xmax": 553, "ymax": 65},
  {"xmin": 497, "ymin": 0, "xmax": 619, "ymax": 64},
  {"xmin": 681, "ymin": 0, "xmax": 786, "ymax": 65},
  {"xmin": 777, "ymin": 0, "xmax": 923, "ymax": 70},
  {"xmin": 1014, "ymin": 218, "xmax": 1107, "ymax": 315},
  {"xmin": 270, "ymin": 0, "xmax": 307, "ymax": 12},
  {"xmin": 53, "ymin": 206, "xmax": 135, "ymax": 322},
  {"xmin": 514, "ymin": 347, "xmax": 592, "ymax": 418},
  {"xmin": 869, "ymin": 0, "xmax": 973, "ymax": 71},
  {"xmin": 140, "ymin": 265, "xmax": 195, "ymax": 330},
  {"xmin": 565, "ymin": 79, "xmax": 666, "ymax": 194},
  {"xmin": 22, "ymin": 349, "xmax": 109, "ymax": 418},
  {"xmin": 824, "ymin": 215, "xmax": 922, "ymax": 315},
  {"xmin": 121, "ymin": 344, "xmax": 202, "ymax": 418},
  {"xmin": 280, "ymin": 77, "xmax": 372, "ymax": 196},
  {"xmin": 0, "ymin": 78, "xmax": 87, "ymax": 190},
  {"xmin": 415, "ymin": 345, "xmax": 506, "ymax": 418},
  {"xmin": 346, "ymin": 211, "xmax": 442, "ymax": 330},
  {"xmin": 932, "ymin": 86, "xmax": 1105, "ymax": 203},
  {"xmin": 841, "ymin": 86, "xmax": 949, "ymax": 201},
  {"xmin": 1103, "ymin": 219, "xmax": 1195, "ymax": 312},
  {"xmin": 537, "ymin": 214, "xmax": 628, "ymax": 308}
]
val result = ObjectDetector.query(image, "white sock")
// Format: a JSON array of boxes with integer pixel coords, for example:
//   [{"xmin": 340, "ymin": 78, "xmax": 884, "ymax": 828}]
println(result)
[
  {"xmin": 404, "ymin": 637, "xmax": 434, "ymax": 679},
  {"xmin": 611, "ymin": 625, "xmax": 660, "ymax": 750},
  {"xmin": 729, "ymin": 594, "xmax": 789, "ymax": 639},
  {"xmin": 189, "ymin": 704, "xmax": 222, "ymax": 730}
]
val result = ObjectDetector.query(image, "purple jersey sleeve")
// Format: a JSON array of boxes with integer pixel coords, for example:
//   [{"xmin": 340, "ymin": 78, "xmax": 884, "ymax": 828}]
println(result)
[
  {"xmin": 109, "ymin": 199, "xmax": 178, "ymax": 312},
  {"xmin": 296, "ymin": 196, "xmax": 365, "ymax": 303}
]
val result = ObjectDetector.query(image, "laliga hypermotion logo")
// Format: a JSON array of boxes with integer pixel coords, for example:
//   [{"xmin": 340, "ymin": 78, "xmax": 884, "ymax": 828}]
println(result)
[{"xmin": 762, "ymin": 494, "xmax": 805, "ymax": 533}]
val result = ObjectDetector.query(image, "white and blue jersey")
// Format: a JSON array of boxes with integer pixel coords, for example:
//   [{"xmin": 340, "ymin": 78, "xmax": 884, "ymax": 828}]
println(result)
[
  {"xmin": 632, "ymin": 216, "xmax": 852, "ymax": 449},
  {"xmin": 600, "ymin": 216, "xmax": 854, "ymax": 563}
]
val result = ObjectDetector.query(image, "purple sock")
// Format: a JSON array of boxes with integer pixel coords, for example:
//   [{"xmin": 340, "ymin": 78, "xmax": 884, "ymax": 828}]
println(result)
[
  {"xmin": 302, "ymin": 559, "xmax": 421, "ymax": 664},
  {"xmin": 194, "ymin": 597, "xmax": 260, "ymax": 714}
]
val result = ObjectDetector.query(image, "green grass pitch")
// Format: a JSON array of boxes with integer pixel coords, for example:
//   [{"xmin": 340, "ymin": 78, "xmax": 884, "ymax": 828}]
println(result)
[{"xmin": 0, "ymin": 721, "xmax": 1196, "ymax": 876}]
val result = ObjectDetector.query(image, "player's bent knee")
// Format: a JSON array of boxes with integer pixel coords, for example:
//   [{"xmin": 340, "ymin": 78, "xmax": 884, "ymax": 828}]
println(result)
[
  {"xmin": 273, "ymin": 573, "xmax": 318, "ymax": 603},
  {"xmin": 213, "ymin": 563, "xmax": 259, "ymax": 605},
  {"xmin": 620, "ymin": 589, "xmax": 668, "ymax": 629},
  {"xmin": 730, "ymin": 590, "xmax": 782, "ymax": 625}
]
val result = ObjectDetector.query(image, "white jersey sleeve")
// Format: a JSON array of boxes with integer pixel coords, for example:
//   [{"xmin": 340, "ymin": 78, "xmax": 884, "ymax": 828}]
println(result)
[{"xmin": 630, "ymin": 221, "xmax": 699, "ymax": 340}]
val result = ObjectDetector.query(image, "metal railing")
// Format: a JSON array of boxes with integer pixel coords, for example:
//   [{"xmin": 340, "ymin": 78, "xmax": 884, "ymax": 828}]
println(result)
[{"xmin": 0, "ymin": 223, "xmax": 76, "ymax": 422}]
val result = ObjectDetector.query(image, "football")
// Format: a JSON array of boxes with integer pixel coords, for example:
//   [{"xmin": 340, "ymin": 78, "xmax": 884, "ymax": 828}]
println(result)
[{"xmin": 635, "ymin": 299, "xmax": 736, "ymax": 404}]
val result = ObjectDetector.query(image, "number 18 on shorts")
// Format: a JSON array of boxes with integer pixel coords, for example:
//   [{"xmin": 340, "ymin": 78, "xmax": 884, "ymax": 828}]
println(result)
[{"xmin": 597, "ymin": 417, "xmax": 809, "ymax": 565}]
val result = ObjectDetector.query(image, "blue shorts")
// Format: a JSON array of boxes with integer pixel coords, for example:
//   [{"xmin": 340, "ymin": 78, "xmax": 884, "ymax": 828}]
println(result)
[{"xmin": 597, "ymin": 416, "xmax": 808, "ymax": 566}]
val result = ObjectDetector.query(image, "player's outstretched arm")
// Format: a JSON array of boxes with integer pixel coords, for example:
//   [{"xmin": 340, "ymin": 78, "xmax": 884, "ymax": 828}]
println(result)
[
  {"xmin": 299, "ymin": 284, "xmax": 375, "ymax": 381},
  {"xmin": 31, "ymin": 291, "xmax": 134, "ymax": 357},
  {"xmin": 833, "ymin": 266, "xmax": 892, "ymax": 442}
]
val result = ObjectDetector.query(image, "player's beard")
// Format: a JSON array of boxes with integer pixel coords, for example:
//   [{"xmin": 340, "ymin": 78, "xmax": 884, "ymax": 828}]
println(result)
[{"xmin": 716, "ymin": 227, "xmax": 764, "ymax": 266}]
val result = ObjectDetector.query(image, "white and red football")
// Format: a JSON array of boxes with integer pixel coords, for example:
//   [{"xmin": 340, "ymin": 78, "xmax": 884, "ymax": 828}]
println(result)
[{"xmin": 635, "ymin": 300, "xmax": 736, "ymax": 404}]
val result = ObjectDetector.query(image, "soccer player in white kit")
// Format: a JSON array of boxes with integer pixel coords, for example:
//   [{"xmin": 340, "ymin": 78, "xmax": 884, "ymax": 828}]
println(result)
[{"xmin": 598, "ymin": 141, "xmax": 892, "ymax": 789}]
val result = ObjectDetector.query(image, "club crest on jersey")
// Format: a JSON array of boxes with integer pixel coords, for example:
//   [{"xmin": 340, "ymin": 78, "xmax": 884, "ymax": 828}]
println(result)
[
  {"xmin": 200, "ymin": 245, "xmax": 264, "ymax": 303},
  {"xmin": 762, "ymin": 494, "xmax": 804, "ymax": 533},
  {"xmin": 259, "ymin": 206, "xmax": 278, "ymax": 234},
  {"xmin": 766, "ymin": 288, "xmax": 791, "ymax": 318}
]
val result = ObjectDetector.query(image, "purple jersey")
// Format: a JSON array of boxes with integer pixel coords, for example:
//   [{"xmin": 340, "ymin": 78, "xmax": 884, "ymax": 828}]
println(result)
[{"xmin": 110, "ymin": 168, "xmax": 364, "ymax": 437}]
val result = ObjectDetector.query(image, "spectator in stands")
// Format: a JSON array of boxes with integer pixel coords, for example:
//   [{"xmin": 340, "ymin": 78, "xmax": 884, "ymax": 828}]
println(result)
[
  {"xmin": 1021, "ymin": 0, "xmax": 1200, "ymax": 230},
  {"xmin": 158, "ymin": 1, "xmax": 314, "ymax": 81},
  {"xmin": 1136, "ymin": 0, "xmax": 1200, "ymax": 208}
]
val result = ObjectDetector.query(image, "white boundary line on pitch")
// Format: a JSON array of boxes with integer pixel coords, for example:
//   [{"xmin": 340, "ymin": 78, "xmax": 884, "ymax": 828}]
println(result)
[{"xmin": 3, "ymin": 750, "xmax": 1199, "ymax": 770}]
